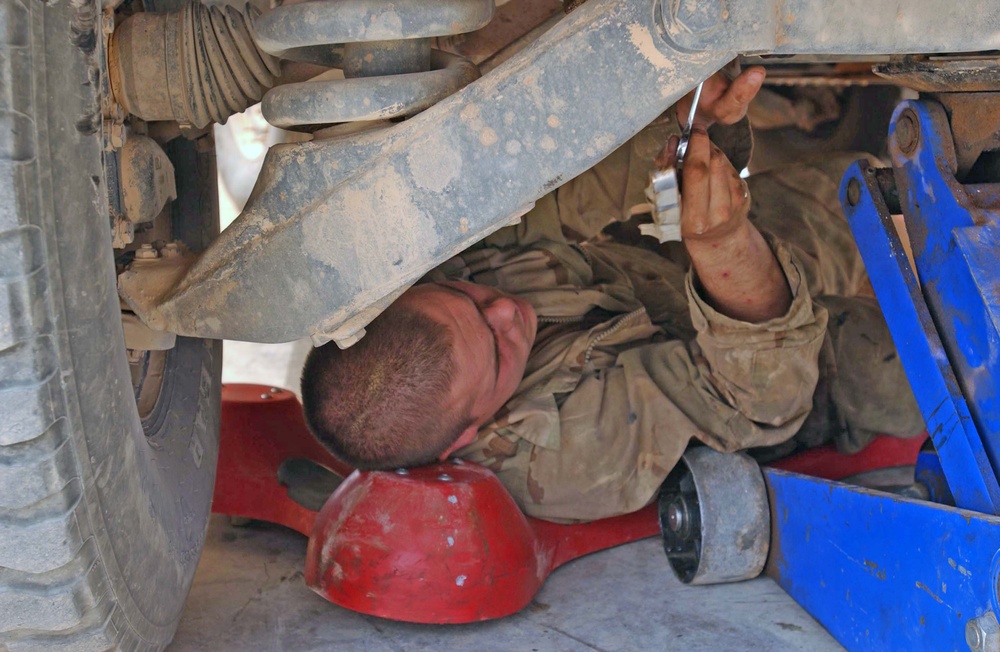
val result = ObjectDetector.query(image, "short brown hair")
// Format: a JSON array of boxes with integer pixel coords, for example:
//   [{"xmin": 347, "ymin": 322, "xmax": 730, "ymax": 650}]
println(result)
[{"xmin": 300, "ymin": 304, "xmax": 472, "ymax": 469}]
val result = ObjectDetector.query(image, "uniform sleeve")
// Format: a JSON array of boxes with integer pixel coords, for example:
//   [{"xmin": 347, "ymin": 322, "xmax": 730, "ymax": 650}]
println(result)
[
  {"xmin": 510, "ymin": 239, "xmax": 826, "ymax": 523},
  {"xmin": 621, "ymin": 238, "xmax": 827, "ymax": 453}
]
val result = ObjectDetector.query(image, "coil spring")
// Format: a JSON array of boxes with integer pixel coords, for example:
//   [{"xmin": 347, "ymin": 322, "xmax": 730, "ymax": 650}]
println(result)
[{"xmin": 252, "ymin": 0, "xmax": 495, "ymax": 129}]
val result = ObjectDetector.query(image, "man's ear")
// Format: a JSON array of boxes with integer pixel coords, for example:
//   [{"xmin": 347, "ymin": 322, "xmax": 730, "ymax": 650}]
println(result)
[{"xmin": 439, "ymin": 424, "xmax": 479, "ymax": 460}]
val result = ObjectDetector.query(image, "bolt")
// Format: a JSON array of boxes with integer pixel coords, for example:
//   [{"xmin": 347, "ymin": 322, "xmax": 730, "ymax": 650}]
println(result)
[
  {"xmin": 103, "ymin": 120, "xmax": 126, "ymax": 150},
  {"xmin": 665, "ymin": 496, "xmax": 689, "ymax": 535},
  {"xmin": 968, "ymin": 619, "xmax": 986, "ymax": 650},
  {"xmin": 134, "ymin": 243, "xmax": 159, "ymax": 260},
  {"xmin": 666, "ymin": 502, "xmax": 684, "ymax": 532},
  {"xmin": 966, "ymin": 613, "xmax": 1000, "ymax": 651},
  {"xmin": 438, "ymin": 474, "xmax": 453, "ymax": 482},
  {"xmin": 112, "ymin": 217, "xmax": 134, "ymax": 249},
  {"xmin": 269, "ymin": 387, "xmax": 282, "ymax": 394},
  {"xmin": 260, "ymin": 393, "xmax": 272, "ymax": 400},
  {"xmin": 161, "ymin": 241, "xmax": 181, "ymax": 258},
  {"xmin": 395, "ymin": 468, "xmax": 409, "ymax": 475},
  {"xmin": 896, "ymin": 110, "xmax": 920, "ymax": 155},
  {"xmin": 451, "ymin": 458, "xmax": 464, "ymax": 466},
  {"xmin": 847, "ymin": 178, "xmax": 861, "ymax": 207},
  {"xmin": 670, "ymin": 0, "xmax": 722, "ymax": 35}
]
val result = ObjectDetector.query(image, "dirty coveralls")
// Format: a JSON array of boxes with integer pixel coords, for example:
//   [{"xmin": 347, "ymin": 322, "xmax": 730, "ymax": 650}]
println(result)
[{"xmin": 430, "ymin": 116, "xmax": 924, "ymax": 523}]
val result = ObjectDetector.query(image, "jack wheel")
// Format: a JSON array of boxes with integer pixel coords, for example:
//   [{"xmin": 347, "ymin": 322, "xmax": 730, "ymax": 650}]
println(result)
[{"xmin": 659, "ymin": 447, "xmax": 770, "ymax": 585}]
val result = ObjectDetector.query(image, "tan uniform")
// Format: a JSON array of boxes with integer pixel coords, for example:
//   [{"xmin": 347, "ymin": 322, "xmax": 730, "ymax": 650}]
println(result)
[{"xmin": 430, "ymin": 117, "xmax": 924, "ymax": 523}]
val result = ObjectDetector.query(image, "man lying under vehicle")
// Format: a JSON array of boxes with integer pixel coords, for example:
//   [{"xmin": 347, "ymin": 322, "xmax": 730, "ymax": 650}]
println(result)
[{"xmin": 300, "ymin": 68, "xmax": 925, "ymax": 523}]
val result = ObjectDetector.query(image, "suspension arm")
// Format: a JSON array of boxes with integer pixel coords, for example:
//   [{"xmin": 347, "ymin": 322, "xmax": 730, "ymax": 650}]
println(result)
[{"xmin": 119, "ymin": 0, "xmax": 1000, "ymax": 346}]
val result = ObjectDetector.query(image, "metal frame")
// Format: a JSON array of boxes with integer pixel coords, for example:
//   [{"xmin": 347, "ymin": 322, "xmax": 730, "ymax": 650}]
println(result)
[
  {"xmin": 763, "ymin": 97, "xmax": 1000, "ymax": 650},
  {"xmin": 842, "ymin": 100, "xmax": 1000, "ymax": 512},
  {"xmin": 118, "ymin": 0, "xmax": 1000, "ymax": 347},
  {"xmin": 765, "ymin": 468, "xmax": 1000, "ymax": 651}
]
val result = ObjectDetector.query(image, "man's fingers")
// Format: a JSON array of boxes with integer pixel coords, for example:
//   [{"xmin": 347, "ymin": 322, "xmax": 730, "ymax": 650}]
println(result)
[
  {"xmin": 704, "ymin": 147, "xmax": 733, "ymax": 235},
  {"xmin": 654, "ymin": 135, "xmax": 680, "ymax": 168},
  {"xmin": 713, "ymin": 66, "xmax": 766, "ymax": 124},
  {"xmin": 680, "ymin": 129, "xmax": 711, "ymax": 223},
  {"xmin": 728, "ymin": 170, "xmax": 751, "ymax": 214}
]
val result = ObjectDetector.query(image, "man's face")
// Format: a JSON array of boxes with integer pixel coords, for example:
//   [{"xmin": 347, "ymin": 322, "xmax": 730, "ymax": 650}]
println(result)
[{"xmin": 397, "ymin": 280, "xmax": 538, "ymax": 427}]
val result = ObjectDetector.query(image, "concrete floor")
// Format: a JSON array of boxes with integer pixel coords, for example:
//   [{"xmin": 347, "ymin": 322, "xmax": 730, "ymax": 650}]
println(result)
[
  {"xmin": 181, "ymin": 134, "xmax": 845, "ymax": 652},
  {"xmin": 171, "ymin": 516, "xmax": 843, "ymax": 651}
]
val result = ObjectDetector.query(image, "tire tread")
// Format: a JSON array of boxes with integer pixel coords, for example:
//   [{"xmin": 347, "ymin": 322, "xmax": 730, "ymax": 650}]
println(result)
[{"xmin": 0, "ymin": 0, "xmax": 119, "ymax": 647}]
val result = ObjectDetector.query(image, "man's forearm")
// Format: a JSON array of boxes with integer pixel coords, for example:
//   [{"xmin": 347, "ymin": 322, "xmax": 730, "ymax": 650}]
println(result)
[{"xmin": 687, "ymin": 220, "xmax": 792, "ymax": 323}]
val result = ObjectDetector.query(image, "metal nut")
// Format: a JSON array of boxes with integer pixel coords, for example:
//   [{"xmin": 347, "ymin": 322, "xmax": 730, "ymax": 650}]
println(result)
[
  {"xmin": 101, "ymin": 12, "xmax": 115, "ymax": 36},
  {"xmin": 134, "ymin": 243, "xmax": 159, "ymax": 260},
  {"xmin": 966, "ymin": 612, "xmax": 1000, "ymax": 651},
  {"xmin": 670, "ymin": 0, "xmax": 722, "ymax": 35},
  {"xmin": 103, "ymin": 120, "xmax": 127, "ymax": 151},
  {"xmin": 161, "ymin": 241, "xmax": 182, "ymax": 258},
  {"xmin": 112, "ymin": 216, "xmax": 135, "ymax": 249}
]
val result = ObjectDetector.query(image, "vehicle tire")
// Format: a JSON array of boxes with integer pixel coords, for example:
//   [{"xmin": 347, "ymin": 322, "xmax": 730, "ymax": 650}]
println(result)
[{"xmin": 0, "ymin": 0, "xmax": 221, "ymax": 649}]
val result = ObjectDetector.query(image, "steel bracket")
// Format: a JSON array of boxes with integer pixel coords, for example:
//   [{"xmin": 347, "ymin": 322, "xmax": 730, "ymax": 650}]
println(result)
[{"xmin": 762, "ymin": 93, "xmax": 1000, "ymax": 650}]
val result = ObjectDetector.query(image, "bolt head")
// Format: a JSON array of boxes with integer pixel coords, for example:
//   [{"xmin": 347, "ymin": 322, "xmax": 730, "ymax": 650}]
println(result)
[
  {"xmin": 112, "ymin": 217, "xmax": 134, "ymax": 249},
  {"xmin": 895, "ymin": 110, "xmax": 919, "ymax": 155},
  {"xmin": 438, "ymin": 473, "xmax": 453, "ymax": 482},
  {"xmin": 664, "ymin": 495, "xmax": 692, "ymax": 537},
  {"xmin": 666, "ymin": 502, "xmax": 685, "ymax": 533},
  {"xmin": 102, "ymin": 120, "xmax": 126, "ymax": 150},
  {"xmin": 670, "ymin": 0, "xmax": 722, "ymax": 35},
  {"xmin": 161, "ymin": 242, "xmax": 183, "ymax": 258},
  {"xmin": 260, "ymin": 393, "xmax": 272, "ymax": 400},
  {"xmin": 134, "ymin": 243, "xmax": 159, "ymax": 260},
  {"xmin": 967, "ymin": 619, "xmax": 985, "ymax": 650}
]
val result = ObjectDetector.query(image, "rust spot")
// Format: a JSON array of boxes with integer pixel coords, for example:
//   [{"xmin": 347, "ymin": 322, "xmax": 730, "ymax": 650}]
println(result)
[
  {"xmin": 480, "ymin": 128, "xmax": 498, "ymax": 146},
  {"xmin": 915, "ymin": 581, "xmax": 945, "ymax": 604}
]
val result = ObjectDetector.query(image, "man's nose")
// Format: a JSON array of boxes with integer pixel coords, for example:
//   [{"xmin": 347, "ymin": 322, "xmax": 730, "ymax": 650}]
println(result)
[{"xmin": 482, "ymin": 296, "xmax": 519, "ymax": 332}]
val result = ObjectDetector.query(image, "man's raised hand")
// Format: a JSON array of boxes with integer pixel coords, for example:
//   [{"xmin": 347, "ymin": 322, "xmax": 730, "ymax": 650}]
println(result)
[
  {"xmin": 678, "ymin": 129, "xmax": 750, "ymax": 242},
  {"xmin": 674, "ymin": 65, "xmax": 766, "ymax": 130},
  {"xmin": 680, "ymin": 130, "xmax": 792, "ymax": 323}
]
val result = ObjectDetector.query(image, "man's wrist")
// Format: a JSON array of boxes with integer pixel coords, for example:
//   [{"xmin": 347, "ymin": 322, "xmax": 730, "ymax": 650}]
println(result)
[{"xmin": 686, "ymin": 222, "xmax": 792, "ymax": 323}]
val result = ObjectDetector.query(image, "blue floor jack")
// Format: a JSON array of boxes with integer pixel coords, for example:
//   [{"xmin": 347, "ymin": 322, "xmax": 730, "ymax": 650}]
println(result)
[{"xmin": 659, "ymin": 94, "xmax": 1000, "ymax": 651}]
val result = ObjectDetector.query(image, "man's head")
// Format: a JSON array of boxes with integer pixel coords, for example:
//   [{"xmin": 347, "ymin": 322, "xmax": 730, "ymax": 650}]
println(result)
[{"xmin": 301, "ymin": 280, "xmax": 537, "ymax": 469}]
